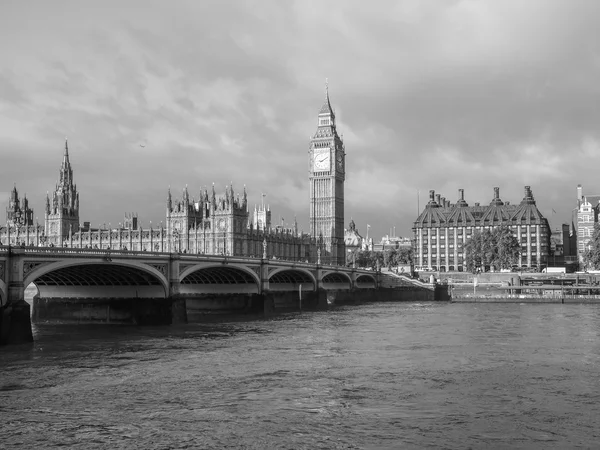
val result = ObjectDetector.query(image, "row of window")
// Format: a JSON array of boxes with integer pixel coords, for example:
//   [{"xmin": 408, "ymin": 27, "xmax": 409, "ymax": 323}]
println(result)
[
  {"xmin": 423, "ymin": 241, "xmax": 546, "ymax": 249},
  {"xmin": 422, "ymin": 252, "xmax": 540, "ymax": 262},
  {"xmin": 421, "ymin": 234, "xmax": 544, "ymax": 245},
  {"xmin": 420, "ymin": 225, "xmax": 545, "ymax": 233},
  {"xmin": 421, "ymin": 231, "xmax": 542, "ymax": 239}
]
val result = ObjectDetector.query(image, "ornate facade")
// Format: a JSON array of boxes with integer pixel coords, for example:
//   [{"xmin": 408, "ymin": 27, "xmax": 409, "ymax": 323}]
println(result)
[
  {"xmin": 0, "ymin": 185, "xmax": 40, "ymax": 247},
  {"xmin": 574, "ymin": 184, "xmax": 600, "ymax": 262},
  {"xmin": 6, "ymin": 185, "xmax": 33, "ymax": 227},
  {"xmin": 1, "ymin": 140, "xmax": 316, "ymax": 262},
  {"xmin": 45, "ymin": 140, "xmax": 79, "ymax": 243},
  {"xmin": 413, "ymin": 186, "xmax": 551, "ymax": 272},
  {"xmin": 308, "ymin": 84, "xmax": 346, "ymax": 265}
]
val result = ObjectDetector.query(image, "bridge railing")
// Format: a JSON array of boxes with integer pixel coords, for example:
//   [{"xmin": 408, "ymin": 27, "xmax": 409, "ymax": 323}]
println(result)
[{"xmin": 0, "ymin": 245, "xmax": 373, "ymax": 274}]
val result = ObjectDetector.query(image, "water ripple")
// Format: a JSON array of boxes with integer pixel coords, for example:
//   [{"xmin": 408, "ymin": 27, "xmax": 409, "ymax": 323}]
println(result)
[{"xmin": 2, "ymin": 303, "xmax": 600, "ymax": 448}]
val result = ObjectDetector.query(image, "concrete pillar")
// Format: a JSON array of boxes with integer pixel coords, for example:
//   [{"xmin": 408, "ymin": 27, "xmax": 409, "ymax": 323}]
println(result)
[
  {"xmin": 0, "ymin": 249, "xmax": 33, "ymax": 345},
  {"xmin": 526, "ymin": 225, "xmax": 532, "ymax": 267},
  {"xmin": 435, "ymin": 228, "xmax": 440, "ymax": 271},
  {"xmin": 536, "ymin": 225, "xmax": 541, "ymax": 267},
  {"xmin": 453, "ymin": 227, "xmax": 458, "ymax": 271},
  {"xmin": 517, "ymin": 225, "xmax": 522, "ymax": 268},
  {"xmin": 168, "ymin": 255, "xmax": 181, "ymax": 299},
  {"xmin": 444, "ymin": 227, "xmax": 449, "ymax": 272},
  {"xmin": 259, "ymin": 259, "xmax": 269, "ymax": 294},
  {"xmin": 427, "ymin": 228, "xmax": 432, "ymax": 270},
  {"xmin": 417, "ymin": 228, "xmax": 423, "ymax": 269}
]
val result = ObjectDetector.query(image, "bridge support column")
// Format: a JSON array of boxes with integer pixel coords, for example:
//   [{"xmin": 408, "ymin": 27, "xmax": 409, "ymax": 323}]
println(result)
[
  {"xmin": 168, "ymin": 255, "xmax": 187, "ymax": 324},
  {"xmin": 260, "ymin": 259, "xmax": 269, "ymax": 294},
  {"xmin": 0, "ymin": 249, "xmax": 33, "ymax": 345}
]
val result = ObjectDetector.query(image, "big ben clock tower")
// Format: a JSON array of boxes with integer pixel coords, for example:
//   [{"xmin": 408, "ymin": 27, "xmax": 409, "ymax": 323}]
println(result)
[{"xmin": 309, "ymin": 82, "xmax": 346, "ymax": 265}]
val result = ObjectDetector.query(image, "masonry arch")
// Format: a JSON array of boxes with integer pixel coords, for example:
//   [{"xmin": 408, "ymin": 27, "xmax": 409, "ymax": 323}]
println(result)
[
  {"xmin": 180, "ymin": 264, "xmax": 260, "ymax": 294},
  {"xmin": 0, "ymin": 281, "xmax": 6, "ymax": 307},
  {"xmin": 268, "ymin": 268, "xmax": 316, "ymax": 292},
  {"xmin": 356, "ymin": 274, "xmax": 376, "ymax": 289},
  {"xmin": 321, "ymin": 271, "xmax": 352, "ymax": 290},
  {"xmin": 24, "ymin": 260, "xmax": 168, "ymax": 299}
]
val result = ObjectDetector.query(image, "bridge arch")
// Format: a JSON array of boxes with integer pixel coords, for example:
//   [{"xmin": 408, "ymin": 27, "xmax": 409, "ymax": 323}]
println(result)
[
  {"xmin": 180, "ymin": 263, "xmax": 260, "ymax": 294},
  {"xmin": 268, "ymin": 267, "xmax": 316, "ymax": 292},
  {"xmin": 356, "ymin": 274, "xmax": 376, "ymax": 288},
  {"xmin": 321, "ymin": 270, "xmax": 353, "ymax": 290},
  {"xmin": 0, "ymin": 280, "xmax": 6, "ymax": 307},
  {"xmin": 24, "ymin": 260, "xmax": 169, "ymax": 299}
]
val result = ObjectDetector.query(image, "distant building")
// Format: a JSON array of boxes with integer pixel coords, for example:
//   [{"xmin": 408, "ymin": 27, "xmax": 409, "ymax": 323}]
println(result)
[
  {"xmin": 550, "ymin": 225, "xmax": 568, "ymax": 256},
  {"xmin": 412, "ymin": 186, "xmax": 551, "ymax": 272},
  {"xmin": 547, "ymin": 224, "xmax": 577, "ymax": 270},
  {"xmin": 344, "ymin": 219, "xmax": 363, "ymax": 262},
  {"xmin": 574, "ymin": 184, "xmax": 600, "ymax": 262},
  {"xmin": 372, "ymin": 235, "xmax": 412, "ymax": 252}
]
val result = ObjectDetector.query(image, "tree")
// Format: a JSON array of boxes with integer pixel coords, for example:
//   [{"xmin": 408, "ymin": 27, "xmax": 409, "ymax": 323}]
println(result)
[
  {"xmin": 353, "ymin": 249, "xmax": 385, "ymax": 271},
  {"xmin": 490, "ymin": 226, "xmax": 521, "ymax": 270},
  {"xmin": 583, "ymin": 223, "xmax": 600, "ymax": 270},
  {"xmin": 383, "ymin": 248, "xmax": 397, "ymax": 269},
  {"xmin": 463, "ymin": 230, "xmax": 491, "ymax": 272},
  {"xmin": 354, "ymin": 250, "xmax": 372, "ymax": 269},
  {"xmin": 395, "ymin": 246, "xmax": 414, "ymax": 266},
  {"xmin": 463, "ymin": 226, "xmax": 520, "ymax": 272}
]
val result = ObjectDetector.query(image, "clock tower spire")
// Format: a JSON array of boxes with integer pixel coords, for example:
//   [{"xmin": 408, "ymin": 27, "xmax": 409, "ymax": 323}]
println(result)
[{"xmin": 308, "ymin": 81, "xmax": 345, "ymax": 265}]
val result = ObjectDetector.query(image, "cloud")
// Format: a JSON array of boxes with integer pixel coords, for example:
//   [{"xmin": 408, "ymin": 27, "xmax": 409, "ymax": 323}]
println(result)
[{"xmin": 1, "ymin": 0, "xmax": 600, "ymax": 240}]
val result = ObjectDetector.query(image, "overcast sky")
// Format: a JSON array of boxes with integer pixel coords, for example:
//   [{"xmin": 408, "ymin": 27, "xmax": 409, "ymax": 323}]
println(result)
[{"xmin": 2, "ymin": 0, "xmax": 600, "ymax": 240}]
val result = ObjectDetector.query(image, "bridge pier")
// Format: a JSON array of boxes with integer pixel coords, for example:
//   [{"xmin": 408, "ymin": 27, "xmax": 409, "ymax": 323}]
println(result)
[
  {"xmin": 0, "ymin": 298, "xmax": 33, "ymax": 345},
  {"xmin": 0, "ymin": 249, "xmax": 34, "ymax": 345},
  {"xmin": 32, "ymin": 296, "xmax": 187, "ymax": 325}
]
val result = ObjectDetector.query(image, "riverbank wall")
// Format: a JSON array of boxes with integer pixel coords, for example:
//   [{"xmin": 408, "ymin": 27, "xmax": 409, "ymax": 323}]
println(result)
[
  {"xmin": 28, "ymin": 285, "xmax": 438, "ymax": 326},
  {"xmin": 452, "ymin": 296, "xmax": 600, "ymax": 304}
]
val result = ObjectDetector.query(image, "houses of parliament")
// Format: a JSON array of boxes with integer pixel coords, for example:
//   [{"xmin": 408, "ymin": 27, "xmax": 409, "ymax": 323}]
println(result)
[{"xmin": 0, "ymin": 87, "xmax": 347, "ymax": 266}]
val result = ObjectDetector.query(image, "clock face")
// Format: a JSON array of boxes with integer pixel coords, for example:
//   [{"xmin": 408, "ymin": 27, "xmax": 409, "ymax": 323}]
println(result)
[
  {"xmin": 313, "ymin": 149, "xmax": 330, "ymax": 171},
  {"xmin": 336, "ymin": 153, "xmax": 344, "ymax": 170}
]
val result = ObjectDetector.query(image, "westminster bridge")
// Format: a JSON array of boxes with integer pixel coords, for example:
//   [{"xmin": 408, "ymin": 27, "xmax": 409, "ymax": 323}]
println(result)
[{"xmin": 0, "ymin": 246, "xmax": 417, "ymax": 345}]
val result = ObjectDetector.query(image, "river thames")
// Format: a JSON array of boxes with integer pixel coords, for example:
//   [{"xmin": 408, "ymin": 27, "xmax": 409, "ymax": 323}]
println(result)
[{"xmin": 1, "ymin": 302, "xmax": 599, "ymax": 449}]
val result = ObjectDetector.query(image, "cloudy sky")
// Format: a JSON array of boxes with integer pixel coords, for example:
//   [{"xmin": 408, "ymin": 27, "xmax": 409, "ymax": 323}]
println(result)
[{"xmin": 2, "ymin": 0, "xmax": 600, "ymax": 240}]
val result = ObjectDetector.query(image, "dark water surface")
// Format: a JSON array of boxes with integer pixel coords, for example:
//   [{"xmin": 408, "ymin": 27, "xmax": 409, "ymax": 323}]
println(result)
[{"xmin": 1, "ymin": 302, "xmax": 600, "ymax": 449}]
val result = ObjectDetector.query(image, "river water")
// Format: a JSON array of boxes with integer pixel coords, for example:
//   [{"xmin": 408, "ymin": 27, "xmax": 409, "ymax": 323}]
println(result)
[{"xmin": 1, "ymin": 302, "xmax": 599, "ymax": 449}]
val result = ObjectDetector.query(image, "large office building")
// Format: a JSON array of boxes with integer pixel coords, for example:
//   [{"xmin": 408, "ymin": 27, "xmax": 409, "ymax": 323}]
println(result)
[{"xmin": 412, "ymin": 186, "xmax": 551, "ymax": 272}]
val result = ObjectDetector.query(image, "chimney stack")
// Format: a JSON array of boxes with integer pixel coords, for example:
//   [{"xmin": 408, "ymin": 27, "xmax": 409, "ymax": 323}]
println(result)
[
  {"xmin": 429, "ymin": 190, "xmax": 435, "ymax": 202},
  {"xmin": 459, "ymin": 189, "xmax": 464, "ymax": 201},
  {"xmin": 494, "ymin": 187, "xmax": 499, "ymax": 200},
  {"xmin": 436, "ymin": 194, "xmax": 441, "ymax": 204}
]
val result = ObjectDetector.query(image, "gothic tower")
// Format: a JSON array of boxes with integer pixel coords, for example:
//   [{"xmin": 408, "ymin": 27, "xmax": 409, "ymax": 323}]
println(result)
[
  {"xmin": 253, "ymin": 196, "xmax": 271, "ymax": 231},
  {"xmin": 309, "ymin": 83, "xmax": 346, "ymax": 265},
  {"xmin": 45, "ymin": 139, "xmax": 80, "ymax": 244},
  {"xmin": 6, "ymin": 184, "xmax": 34, "ymax": 227}
]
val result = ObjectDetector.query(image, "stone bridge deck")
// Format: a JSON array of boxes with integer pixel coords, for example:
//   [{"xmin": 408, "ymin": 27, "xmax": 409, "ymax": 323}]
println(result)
[
  {"xmin": 0, "ymin": 246, "xmax": 380, "ymax": 304},
  {"xmin": 3, "ymin": 246, "xmax": 430, "ymax": 345}
]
